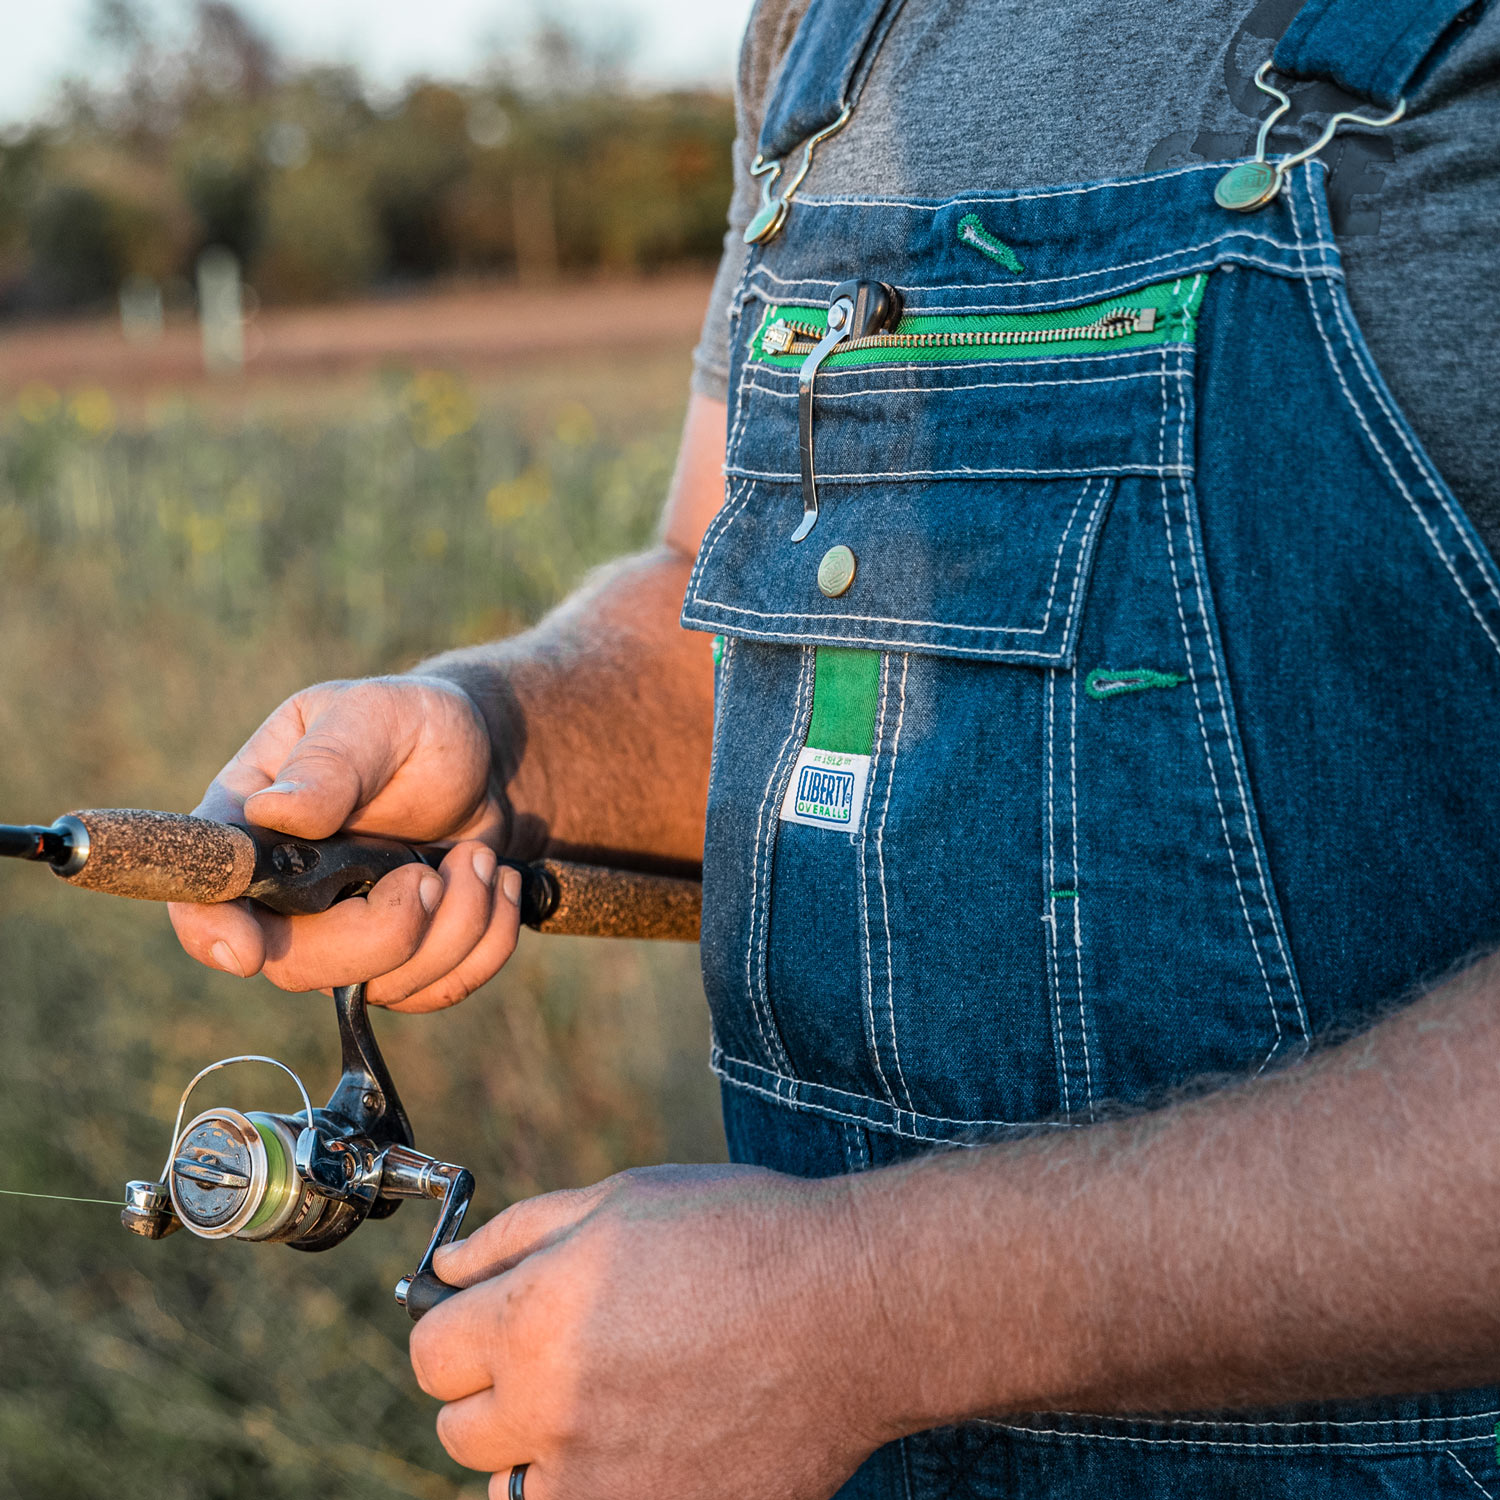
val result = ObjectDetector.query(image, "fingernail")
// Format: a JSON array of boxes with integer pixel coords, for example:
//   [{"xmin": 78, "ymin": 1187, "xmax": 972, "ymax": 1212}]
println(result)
[
  {"xmin": 419, "ymin": 874, "xmax": 444, "ymax": 915},
  {"xmin": 249, "ymin": 779, "xmax": 301, "ymax": 798},
  {"xmin": 210, "ymin": 940, "xmax": 245, "ymax": 977},
  {"xmin": 500, "ymin": 866, "xmax": 522, "ymax": 907},
  {"xmin": 471, "ymin": 847, "xmax": 498, "ymax": 886}
]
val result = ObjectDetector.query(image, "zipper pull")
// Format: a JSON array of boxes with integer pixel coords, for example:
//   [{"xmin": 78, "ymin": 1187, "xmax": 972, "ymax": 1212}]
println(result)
[
  {"xmin": 763, "ymin": 321, "xmax": 798, "ymax": 356},
  {"xmin": 794, "ymin": 279, "xmax": 902, "ymax": 544}
]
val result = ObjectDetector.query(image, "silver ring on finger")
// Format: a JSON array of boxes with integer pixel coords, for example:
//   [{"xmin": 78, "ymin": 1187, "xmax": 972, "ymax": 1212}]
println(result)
[{"xmin": 508, "ymin": 1464, "xmax": 528, "ymax": 1500}]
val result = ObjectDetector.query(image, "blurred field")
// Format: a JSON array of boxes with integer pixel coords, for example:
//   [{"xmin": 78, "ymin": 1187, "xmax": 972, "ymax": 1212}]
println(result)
[
  {"xmin": 0, "ymin": 278, "xmax": 725, "ymax": 1499},
  {"xmin": 0, "ymin": 272, "xmax": 716, "ymax": 407}
]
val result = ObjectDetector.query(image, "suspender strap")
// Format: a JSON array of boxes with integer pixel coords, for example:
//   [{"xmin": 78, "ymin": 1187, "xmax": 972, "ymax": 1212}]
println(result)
[
  {"xmin": 755, "ymin": 0, "xmax": 909, "ymax": 163},
  {"xmin": 1273, "ymin": 0, "xmax": 1491, "ymax": 107}
]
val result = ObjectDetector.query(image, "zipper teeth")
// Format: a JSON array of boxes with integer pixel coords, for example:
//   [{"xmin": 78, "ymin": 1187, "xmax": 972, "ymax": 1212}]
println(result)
[{"xmin": 766, "ymin": 306, "xmax": 1156, "ymax": 357}]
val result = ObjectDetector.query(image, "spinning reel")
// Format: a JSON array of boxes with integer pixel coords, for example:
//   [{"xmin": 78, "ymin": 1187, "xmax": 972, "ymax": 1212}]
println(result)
[{"xmin": 122, "ymin": 982, "xmax": 471, "ymax": 1318}]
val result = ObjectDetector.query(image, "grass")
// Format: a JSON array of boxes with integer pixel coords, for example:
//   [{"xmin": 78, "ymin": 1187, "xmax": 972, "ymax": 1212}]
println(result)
[{"xmin": 0, "ymin": 351, "xmax": 725, "ymax": 1499}]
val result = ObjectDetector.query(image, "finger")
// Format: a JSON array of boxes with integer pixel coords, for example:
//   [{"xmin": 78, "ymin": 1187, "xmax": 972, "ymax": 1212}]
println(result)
[
  {"xmin": 190, "ymin": 683, "xmax": 357, "ymax": 824},
  {"xmin": 238, "ymin": 684, "xmax": 415, "ymax": 840},
  {"xmin": 410, "ymin": 1275, "xmax": 511, "ymax": 1402},
  {"xmin": 256, "ymin": 863, "xmax": 443, "ymax": 992},
  {"xmin": 435, "ymin": 1388, "xmax": 526, "ymax": 1473},
  {"xmin": 380, "ymin": 860, "xmax": 525, "ymax": 1013},
  {"xmin": 364, "ymin": 843, "xmax": 495, "ymax": 1004},
  {"xmin": 488, "ymin": 1466, "xmax": 548, "ymax": 1500},
  {"xmin": 241, "ymin": 678, "xmax": 494, "ymax": 843},
  {"xmin": 168, "ymin": 898, "xmax": 270, "ymax": 979},
  {"xmin": 435, "ymin": 1182, "xmax": 607, "ymax": 1286},
  {"xmin": 365, "ymin": 845, "xmax": 507, "ymax": 1008}
]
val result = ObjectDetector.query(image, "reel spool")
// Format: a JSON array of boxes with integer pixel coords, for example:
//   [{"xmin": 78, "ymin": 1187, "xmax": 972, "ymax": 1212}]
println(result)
[
  {"xmin": 171, "ymin": 1105, "xmax": 340, "ymax": 1243},
  {"xmin": 121, "ymin": 985, "xmax": 472, "ymax": 1319}
]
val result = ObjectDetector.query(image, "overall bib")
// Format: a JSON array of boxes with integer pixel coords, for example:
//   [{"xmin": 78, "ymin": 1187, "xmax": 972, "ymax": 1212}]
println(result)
[{"xmin": 682, "ymin": 0, "xmax": 1500, "ymax": 1492}]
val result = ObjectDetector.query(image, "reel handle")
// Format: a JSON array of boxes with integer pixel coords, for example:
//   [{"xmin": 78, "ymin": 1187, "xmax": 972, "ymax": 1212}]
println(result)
[
  {"xmin": 398, "ymin": 1269, "xmax": 463, "ymax": 1319},
  {"xmin": 384, "ymin": 1146, "xmax": 475, "ymax": 1322}
]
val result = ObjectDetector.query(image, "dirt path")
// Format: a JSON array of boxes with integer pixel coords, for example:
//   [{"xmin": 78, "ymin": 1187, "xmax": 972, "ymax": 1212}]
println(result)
[{"xmin": 0, "ymin": 271, "xmax": 716, "ymax": 399}]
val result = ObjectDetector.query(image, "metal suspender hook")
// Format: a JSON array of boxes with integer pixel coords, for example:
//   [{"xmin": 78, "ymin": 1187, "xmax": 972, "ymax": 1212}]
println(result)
[
  {"xmin": 1215, "ymin": 60, "xmax": 1407, "ymax": 213},
  {"xmin": 744, "ymin": 105, "xmax": 855, "ymax": 245}
]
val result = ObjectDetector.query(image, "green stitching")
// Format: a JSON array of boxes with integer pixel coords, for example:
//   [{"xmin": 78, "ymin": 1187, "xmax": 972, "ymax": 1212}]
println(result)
[
  {"xmin": 1049, "ymin": 888, "xmax": 1078, "ymax": 900},
  {"xmin": 956, "ymin": 213, "xmax": 1025, "ymax": 274},
  {"xmin": 1085, "ymin": 667, "xmax": 1187, "ymax": 701}
]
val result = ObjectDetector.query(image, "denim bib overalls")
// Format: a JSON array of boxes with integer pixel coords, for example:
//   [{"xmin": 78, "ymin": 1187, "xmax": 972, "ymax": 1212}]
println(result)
[{"xmin": 681, "ymin": 1, "xmax": 1500, "ymax": 1493}]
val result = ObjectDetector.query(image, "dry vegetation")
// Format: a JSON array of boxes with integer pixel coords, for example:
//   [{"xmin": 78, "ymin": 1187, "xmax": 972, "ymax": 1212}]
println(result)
[{"xmin": 0, "ymin": 324, "xmax": 725, "ymax": 1497}]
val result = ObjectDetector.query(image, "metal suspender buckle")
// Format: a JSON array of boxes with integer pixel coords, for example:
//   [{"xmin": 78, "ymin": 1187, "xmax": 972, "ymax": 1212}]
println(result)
[
  {"xmin": 1215, "ymin": 59, "xmax": 1407, "ymax": 213},
  {"xmin": 744, "ymin": 105, "xmax": 855, "ymax": 245}
]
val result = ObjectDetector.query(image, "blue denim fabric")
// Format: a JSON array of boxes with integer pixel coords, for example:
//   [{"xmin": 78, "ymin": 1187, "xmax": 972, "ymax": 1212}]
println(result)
[
  {"xmin": 682, "ymin": 156, "xmax": 1500, "ymax": 1497},
  {"xmin": 680, "ymin": 7, "xmax": 1500, "ymax": 1490},
  {"xmin": 754, "ymin": 0, "xmax": 908, "ymax": 162},
  {"xmin": 1275, "ymin": 0, "xmax": 1492, "ymax": 106}
]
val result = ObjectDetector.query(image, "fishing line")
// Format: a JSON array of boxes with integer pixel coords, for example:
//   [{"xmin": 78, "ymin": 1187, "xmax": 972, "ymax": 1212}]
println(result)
[{"xmin": 0, "ymin": 1187, "xmax": 125, "ymax": 1207}]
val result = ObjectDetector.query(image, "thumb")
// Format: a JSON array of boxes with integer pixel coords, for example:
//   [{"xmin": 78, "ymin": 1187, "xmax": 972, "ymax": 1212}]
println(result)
[{"xmin": 239, "ymin": 688, "xmax": 410, "ymax": 840}]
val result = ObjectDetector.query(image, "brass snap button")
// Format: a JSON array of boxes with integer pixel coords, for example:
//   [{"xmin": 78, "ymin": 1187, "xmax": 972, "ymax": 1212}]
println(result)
[{"xmin": 817, "ymin": 545, "xmax": 856, "ymax": 598}]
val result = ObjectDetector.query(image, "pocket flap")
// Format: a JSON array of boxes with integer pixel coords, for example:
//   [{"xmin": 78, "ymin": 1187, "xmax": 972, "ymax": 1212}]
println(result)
[{"xmin": 684, "ymin": 472, "xmax": 1115, "ymax": 664}]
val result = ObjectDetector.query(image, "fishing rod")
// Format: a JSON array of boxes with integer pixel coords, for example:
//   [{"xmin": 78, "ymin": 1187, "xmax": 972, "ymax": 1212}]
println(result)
[{"xmin": 2, "ymin": 807, "xmax": 702, "ymax": 1319}]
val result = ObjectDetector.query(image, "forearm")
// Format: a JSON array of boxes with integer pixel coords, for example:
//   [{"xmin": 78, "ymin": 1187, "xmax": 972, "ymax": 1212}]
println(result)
[
  {"xmin": 841, "ymin": 952, "xmax": 1500, "ymax": 1435},
  {"xmin": 418, "ymin": 544, "xmax": 715, "ymax": 867}
]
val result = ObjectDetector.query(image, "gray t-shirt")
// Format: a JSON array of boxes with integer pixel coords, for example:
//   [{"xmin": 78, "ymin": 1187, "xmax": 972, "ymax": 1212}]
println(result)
[{"xmin": 693, "ymin": 0, "xmax": 1500, "ymax": 548}]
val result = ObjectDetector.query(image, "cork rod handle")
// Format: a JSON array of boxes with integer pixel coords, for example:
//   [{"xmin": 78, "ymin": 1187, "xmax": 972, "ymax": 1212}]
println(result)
[
  {"xmin": 530, "ymin": 859, "xmax": 702, "ymax": 941},
  {"xmin": 59, "ymin": 809, "xmax": 259, "ymax": 904},
  {"xmin": 54, "ymin": 809, "xmax": 702, "ymax": 942}
]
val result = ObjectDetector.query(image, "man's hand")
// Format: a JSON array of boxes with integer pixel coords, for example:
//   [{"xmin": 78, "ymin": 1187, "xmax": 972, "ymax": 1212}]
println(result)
[
  {"xmin": 169, "ymin": 675, "xmax": 522, "ymax": 1012},
  {"xmin": 410, "ymin": 958, "xmax": 1500, "ymax": 1495},
  {"xmin": 409, "ymin": 1165, "xmax": 888, "ymax": 1500},
  {"xmin": 168, "ymin": 395, "xmax": 729, "ymax": 1012}
]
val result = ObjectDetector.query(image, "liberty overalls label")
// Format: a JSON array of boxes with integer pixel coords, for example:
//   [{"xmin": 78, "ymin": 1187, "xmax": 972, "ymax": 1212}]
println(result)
[
  {"xmin": 775, "ymin": 642, "xmax": 880, "ymax": 833},
  {"xmin": 780, "ymin": 746, "xmax": 870, "ymax": 830},
  {"xmin": 685, "ymin": 0, "xmax": 1500, "ymax": 1494}
]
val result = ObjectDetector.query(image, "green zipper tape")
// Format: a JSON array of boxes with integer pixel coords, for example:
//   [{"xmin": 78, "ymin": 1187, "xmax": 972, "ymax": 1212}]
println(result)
[
  {"xmin": 807, "ymin": 647, "xmax": 880, "ymax": 757},
  {"xmin": 753, "ymin": 274, "xmax": 1208, "ymax": 371}
]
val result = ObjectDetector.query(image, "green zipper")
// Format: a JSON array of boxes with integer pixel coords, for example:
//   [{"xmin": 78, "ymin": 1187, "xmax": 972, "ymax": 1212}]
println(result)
[{"xmin": 752, "ymin": 275, "xmax": 1207, "ymax": 371}]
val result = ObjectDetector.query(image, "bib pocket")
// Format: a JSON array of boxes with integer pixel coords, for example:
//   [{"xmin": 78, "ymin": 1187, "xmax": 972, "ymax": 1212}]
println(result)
[
  {"xmin": 691, "ymin": 470, "xmax": 1115, "ymax": 665},
  {"xmin": 688, "ymin": 278, "xmax": 1202, "ymax": 658},
  {"xmin": 691, "ymin": 274, "xmax": 1308, "ymax": 1136}
]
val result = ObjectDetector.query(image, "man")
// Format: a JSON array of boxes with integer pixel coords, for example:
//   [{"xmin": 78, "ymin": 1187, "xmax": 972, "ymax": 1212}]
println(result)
[{"xmin": 171, "ymin": 0, "xmax": 1500, "ymax": 1494}]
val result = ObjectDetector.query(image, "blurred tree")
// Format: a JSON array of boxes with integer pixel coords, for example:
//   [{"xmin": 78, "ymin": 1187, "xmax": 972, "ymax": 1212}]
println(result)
[
  {"xmin": 1, "ymin": 8, "xmax": 735, "ymax": 317},
  {"xmin": 0, "ymin": 131, "xmax": 47, "ymax": 308},
  {"xmin": 180, "ymin": 144, "xmax": 264, "ymax": 262},
  {"xmin": 192, "ymin": 1, "xmax": 278, "ymax": 100},
  {"xmin": 26, "ymin": 183, "xmax": 123, "ymax": 311},
  {"xmin": 364, "ymin": 84, "xmax": 470, "ymax": 280},
  {"xmin": 258, "ymin": 160, "xmax": 379, "ymax": 300}
]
